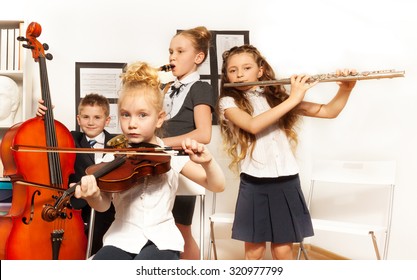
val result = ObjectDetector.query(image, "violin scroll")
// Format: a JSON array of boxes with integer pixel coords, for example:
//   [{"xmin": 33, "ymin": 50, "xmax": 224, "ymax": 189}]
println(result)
[
  {"xmin": 42, "ymin": 198, "xmax": 70, "ymax": 222},
  {"xmin": 41, "ymin": 187, "xmax": 76, "ymax": 222},
  {"xmin": 107, "ymin": 134, "xmax": 128, "ymax": 149}
]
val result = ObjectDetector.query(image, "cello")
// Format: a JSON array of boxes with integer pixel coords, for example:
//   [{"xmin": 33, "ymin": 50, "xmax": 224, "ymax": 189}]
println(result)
[{"xmin": 0, "ymin": 22, "xmax": 86, "ymax": 259}]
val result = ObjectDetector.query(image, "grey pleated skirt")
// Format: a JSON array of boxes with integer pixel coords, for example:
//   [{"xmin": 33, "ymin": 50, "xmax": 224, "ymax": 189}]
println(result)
[{"xmin": 231, "ymin": 173, "xmax": 314, "ymax": 244}]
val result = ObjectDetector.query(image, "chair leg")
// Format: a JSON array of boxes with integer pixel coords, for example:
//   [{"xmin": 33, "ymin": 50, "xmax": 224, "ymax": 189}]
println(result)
[
  {"xmin": 85, "ymin": 208, "xmax": 96, "ymax": 259},
  {"xmin": 370, "ymin": 231, "xmax": 381, "ymax": 260},
  {"xmin": 207, "ymin": 234, "xmax": 212, "ymax": 260},
  {"xmin": 207, "ymin": 220, "xmax": 212, "ymax": 260},
  {"xmin": 199, "ymin": 195, "xmax": 205, "ymax": 260},
  {"xmin": 209, "ymin": 220, "xmax": 218, "ymax": 260},
  {"xmin": 296, "ymin": 241, "xmax": 309, "ymax": 260}
]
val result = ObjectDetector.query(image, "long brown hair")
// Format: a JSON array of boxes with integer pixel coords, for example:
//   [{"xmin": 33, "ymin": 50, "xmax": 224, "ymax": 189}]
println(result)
[{"xmin": 217, "ymin": 44, "xmax": 302, "ymax": 171}]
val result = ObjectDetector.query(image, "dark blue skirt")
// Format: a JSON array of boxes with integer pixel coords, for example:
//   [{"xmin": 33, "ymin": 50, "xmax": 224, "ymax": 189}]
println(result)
[{"xmin": 231, "ymin": 173, "xmax": 314, "ymax": 244}]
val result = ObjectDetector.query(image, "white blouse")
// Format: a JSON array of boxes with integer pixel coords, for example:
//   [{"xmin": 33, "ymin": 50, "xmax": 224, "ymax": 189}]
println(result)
[
  {"xmin": 218, "ymin": 90, "xmax": 299, "ymax": 178},
  {"xmin": 102, "ymin": 138, "xmax": 189, "ymax": 254}
]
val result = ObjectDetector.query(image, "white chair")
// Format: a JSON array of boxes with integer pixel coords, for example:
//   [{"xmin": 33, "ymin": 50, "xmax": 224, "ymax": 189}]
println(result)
[
  {"xmin": 176, "ymin": 174, "xmax": 206, "ymax": 260},
  {"xmin": 301, "ymin": 160, "xmax": 396, "ymax": 260},
  {"xmin": 207, "ymin": 192, "xmax": 234, "ymax": 260}
]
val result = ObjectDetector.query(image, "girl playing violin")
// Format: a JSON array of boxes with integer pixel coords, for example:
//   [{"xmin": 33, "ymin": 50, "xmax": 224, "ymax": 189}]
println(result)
[{"xmin": 74, "ymin": 61, "xmax": 225, "ymax": 260}]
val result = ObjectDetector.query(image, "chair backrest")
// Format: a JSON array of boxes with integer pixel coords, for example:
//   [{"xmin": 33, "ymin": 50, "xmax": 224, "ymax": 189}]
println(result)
[
  {"xmin": 308, "ymin": 159, "xmax": 397, "ymax": 259},
  {"xmin": 176, "ymin": 174, "xmax": 205, "ymax": 196},
  {"xmin": 311, "ymin": 160, "xmax": 396, "ymax": 186},
  {"xmin": 308, "ymin": 159, "xmax": 397, "ymax": 225}
]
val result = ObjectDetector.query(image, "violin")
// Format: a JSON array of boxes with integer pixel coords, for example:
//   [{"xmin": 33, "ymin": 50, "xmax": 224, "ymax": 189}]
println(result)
[{"xmin": 41, "ymin": 139, "xmax": 174, "ymax": 222}]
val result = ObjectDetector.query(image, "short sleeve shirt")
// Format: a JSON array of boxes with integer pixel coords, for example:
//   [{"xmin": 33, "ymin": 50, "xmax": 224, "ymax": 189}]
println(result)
[
  {"xmin": 163, "ymin": 72, "xmax": 214, "ymax": 137},
  {"xmin": 218, "ymin": 90, "xmax": 299, "ymax": 178}
]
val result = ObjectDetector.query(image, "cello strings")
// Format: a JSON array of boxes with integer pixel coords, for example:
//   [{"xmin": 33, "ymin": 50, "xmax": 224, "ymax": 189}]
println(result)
[{"xmin": 40, "ymin": 56, "xmax": 63, "ymax": 188}]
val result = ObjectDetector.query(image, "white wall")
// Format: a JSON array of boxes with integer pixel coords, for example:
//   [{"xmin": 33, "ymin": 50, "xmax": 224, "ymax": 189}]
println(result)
[{"xmin": 1, "ymin": 0, "xmax": 416, "ymax": 259}]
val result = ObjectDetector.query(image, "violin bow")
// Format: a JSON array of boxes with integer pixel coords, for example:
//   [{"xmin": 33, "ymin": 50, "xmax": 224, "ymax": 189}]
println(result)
[{"xmin": 11, "ymin": 144, "xmax": 185, "ymax": 156}]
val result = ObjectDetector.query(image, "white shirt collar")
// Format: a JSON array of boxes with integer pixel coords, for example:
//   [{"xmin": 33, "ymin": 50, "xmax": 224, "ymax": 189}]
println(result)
[
  {"xmin": 175, "ymin": 71, "xmax": 200, "ymax": 85},
  {"xmin": 87, "ymin": 132, "xmax": 105, "ymax": 145},
  {"xmin": 245, "ymin": 86, "xmax": 264, "ymax": 97}
]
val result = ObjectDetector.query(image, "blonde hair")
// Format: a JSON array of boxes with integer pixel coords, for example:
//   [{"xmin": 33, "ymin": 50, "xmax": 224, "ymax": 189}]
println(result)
[
  {"xmin": 118, "ymin": 61, "xmax": 164, "ymax": 113},
  {"xmin": 176, "ymin": 26, "xmax": 212, "ymax": 64},
  {"xmin": 217, "ymin": 45, "xmax": 303, "ymax": 171},
  {"xmin": 118, "ymin": 62, "xmax": 165, "ymax": 136}
]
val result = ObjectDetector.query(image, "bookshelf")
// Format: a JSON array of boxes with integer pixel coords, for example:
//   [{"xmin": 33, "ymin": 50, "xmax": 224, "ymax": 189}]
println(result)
[
  {"xmin": 0, "ymin": 20, "xmax": 32, "ymax": 129},
  {"xmin": 0, "ymin": 177, "xmax": 11, "ymax": 214},
  {"xmin": 0, "ymin": 20, "xmax": 32, "ymax": 179}
]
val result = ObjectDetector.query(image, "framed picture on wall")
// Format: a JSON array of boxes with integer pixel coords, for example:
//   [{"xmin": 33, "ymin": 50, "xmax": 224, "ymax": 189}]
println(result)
[
  {"xmin": 176, "ymin": 29, "xmax": 249, "ymax": 123},
  {"xmin": 175, "ymin": 28, "xmax": 249, "ymax": 89},
  {"xmin": 214, "ymin": 32, "xmax": 249, "ymax": 75},
  {"xmin": 75, "ymin": 62, "xmax": 126, "ymax": 134},
  {"xmin": 202, "ymin": 30, "xmax": 250, "ymax": 124},
  {"xmin": 195, "ymin": 30, "xmax": 249, "ymax": 96}
]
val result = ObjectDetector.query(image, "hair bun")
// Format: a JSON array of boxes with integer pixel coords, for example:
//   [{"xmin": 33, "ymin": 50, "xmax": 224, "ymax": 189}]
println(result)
[{"xmin": 121, "ymin": 62, "xmax": 160, "ymax": 89}]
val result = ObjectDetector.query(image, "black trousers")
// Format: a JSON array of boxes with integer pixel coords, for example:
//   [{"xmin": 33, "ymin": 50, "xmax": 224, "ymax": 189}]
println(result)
[{"xmin": 92, "ymin": 241, "xmax": 180, "ymax": 260}]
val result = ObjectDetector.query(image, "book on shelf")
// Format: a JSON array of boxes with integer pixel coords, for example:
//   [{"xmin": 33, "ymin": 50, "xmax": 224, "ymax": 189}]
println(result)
[
  {"xmin": 7, "ymin": 28, "xmax": 15, "ymax": 70},
  {"xmin": 0, "ymin": 27, "xmax": 22, "ymax": 71},
  {"xmin": 18, "ymin": 22, "xmax": 24, "ymax": 70},
  {"xmin": 14, "ymin": 28, "xmax": 21, "ymax": 70},
  {"xmin": 0, "ymin": 28, "xmax": 7, "ymax": 70}
]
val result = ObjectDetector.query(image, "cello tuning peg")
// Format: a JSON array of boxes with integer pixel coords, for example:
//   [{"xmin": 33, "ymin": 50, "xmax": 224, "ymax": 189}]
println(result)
[
  {"xmin": 45, "ymin": 53, "xmax": 53, "ymax": 60},
  {"xmin": 17, "ymin": 36, "xmax": 28, "ymax": 42},
  {"xmin": 42, "ymin": 43, "xmax": 49, "ymax": 50},
  {"xmin": 22, "ymin": 44, "xmax": 34, "ymax": 50}
]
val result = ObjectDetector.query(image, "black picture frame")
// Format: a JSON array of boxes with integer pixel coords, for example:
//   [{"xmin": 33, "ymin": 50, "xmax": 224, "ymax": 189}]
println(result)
[
  {"xmin": 75, "ymin": 62, "xmax": 126, "ymax": 133},
  {"xmin": 205, "ymin": 30, "xmax": 250, "ymax": 101}
]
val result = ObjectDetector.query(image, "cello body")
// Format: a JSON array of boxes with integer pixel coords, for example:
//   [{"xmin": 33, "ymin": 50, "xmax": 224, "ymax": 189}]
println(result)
[
  {"xmin": 1, "ymin": 119, "xmax": 87, "ymax": 259},
  {"xmin": 0, "ymin": 22, "xmax": 87, "ymax": 260}
]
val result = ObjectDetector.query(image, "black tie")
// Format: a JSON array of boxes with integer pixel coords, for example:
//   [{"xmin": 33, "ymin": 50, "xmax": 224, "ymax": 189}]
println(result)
[
  {"xmin": 169, "ymin": 83, "xmax": 184, "ymax": 98},
  {"xmin": 88, "ymin": 139, "xmax": 97, "ymax": 147}
]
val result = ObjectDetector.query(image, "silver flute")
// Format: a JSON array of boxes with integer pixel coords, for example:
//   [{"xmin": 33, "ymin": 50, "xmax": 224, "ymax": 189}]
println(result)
[{"xmin": 224, "ymin": 69, "xmax": 405, "ymax": 87}]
